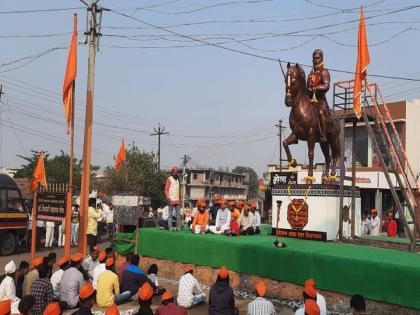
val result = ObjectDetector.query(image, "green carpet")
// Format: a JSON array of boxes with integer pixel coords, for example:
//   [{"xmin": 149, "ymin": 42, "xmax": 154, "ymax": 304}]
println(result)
[{"xmin": 117, "ymin": 227, "xmax": 420, "ymax": 310}]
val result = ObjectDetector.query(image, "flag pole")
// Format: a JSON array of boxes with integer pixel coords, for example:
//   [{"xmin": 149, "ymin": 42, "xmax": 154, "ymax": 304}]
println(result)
[
  {"xmin": 64, "ymin": 80, "xmax": 75, "ymax": 259},
  {"xmin": 30, "ymin": 190, "xmax": 38, "ymax": 266}
]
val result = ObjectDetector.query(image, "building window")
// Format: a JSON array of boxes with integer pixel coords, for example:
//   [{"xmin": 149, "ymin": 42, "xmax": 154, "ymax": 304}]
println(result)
[{"xmin": 193, "ymin": 174, "xmax": 198, "ymax": 180}]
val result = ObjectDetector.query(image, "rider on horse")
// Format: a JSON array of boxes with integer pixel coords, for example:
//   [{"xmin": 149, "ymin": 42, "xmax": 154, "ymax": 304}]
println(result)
[{"xmin": 307, "ymin": 49, "xmax": 331, "ymax": 143}]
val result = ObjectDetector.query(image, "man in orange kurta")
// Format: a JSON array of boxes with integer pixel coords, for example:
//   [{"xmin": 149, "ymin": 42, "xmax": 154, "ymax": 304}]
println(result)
[{"xmin": 191, "ymin": 199, "xmax": 209, "ymax": 234}]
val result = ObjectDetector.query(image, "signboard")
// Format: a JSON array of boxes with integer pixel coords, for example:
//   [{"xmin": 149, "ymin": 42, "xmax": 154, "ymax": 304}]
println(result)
[
  {"xmin": 275, "ymin": 228, "xmax": 327, "ymax": 241},
  {"xmin": 113, "ymin": 206, "xmax": 140, "ymax": 225},
  {"xmin": 37, "ymin": 192, "xmax": 67, "ymax": 222},
  {"xmin": 271, "ymin": 172, "xmax": 298, "ymax": 187}
]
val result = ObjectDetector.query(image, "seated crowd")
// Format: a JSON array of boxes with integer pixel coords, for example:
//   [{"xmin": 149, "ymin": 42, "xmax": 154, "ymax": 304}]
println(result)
[
  {"xmin": 0, "ymin": 247, "xmax": 367, "ymax": 315},
  {"xmin": 161, "ymin": 197, "xmax": 262, "ymax": 236}
]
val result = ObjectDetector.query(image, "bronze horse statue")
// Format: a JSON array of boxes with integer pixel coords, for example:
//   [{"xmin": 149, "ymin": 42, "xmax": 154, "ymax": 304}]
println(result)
[{"xmin": 283, "ymin": 63, "xmax": 340, "ymax": 183}]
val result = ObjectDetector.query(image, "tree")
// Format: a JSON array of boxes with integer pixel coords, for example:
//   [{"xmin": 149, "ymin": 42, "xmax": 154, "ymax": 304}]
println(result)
[
  {"xmin": 94, "ymin": 145, "xmax": 167, "ymax": 208},
  {"xmin": 232, "ymin": 166, "xmax": 259, "ymax": 199},
  {"xmin": 14, "ymin": 150, "xmax": 99, "ymax": 189}
]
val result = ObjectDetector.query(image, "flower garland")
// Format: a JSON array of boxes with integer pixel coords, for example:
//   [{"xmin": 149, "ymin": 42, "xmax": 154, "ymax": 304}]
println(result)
[{"xmin": 287, "ymin": 185, "xmax": 311, "ymax": 215}]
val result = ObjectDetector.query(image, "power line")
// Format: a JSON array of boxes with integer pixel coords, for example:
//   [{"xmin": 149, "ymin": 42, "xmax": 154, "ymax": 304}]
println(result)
[
  {"xmin": 109, "ymin": 4, "xmax": 420, "ymax": 82},
  {"xmin": 0, "ymin": 7, "xmax": 84, "ymax": 14},
  {"xmin": 150, "ymin": 124, "xmax": 169, "ymax": 170}
]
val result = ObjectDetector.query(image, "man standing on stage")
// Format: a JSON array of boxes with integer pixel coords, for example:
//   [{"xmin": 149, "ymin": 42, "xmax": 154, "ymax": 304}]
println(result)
[
  {"xmin": 307, "ymin": 49, "xmax": 331, "ymax": 143},
  {"xmin": 165, "ymin": 166, "xmax": 181, "ymax": 231},
  {"xmin": 370, "ymin": 208, "xmax": 381, "ymax": 236}
]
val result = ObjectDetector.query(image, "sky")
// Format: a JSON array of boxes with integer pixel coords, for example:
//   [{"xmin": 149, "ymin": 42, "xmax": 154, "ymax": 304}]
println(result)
[{"xmin": 0, "ymin": 0, "xmax": 419, "ymax": 177}]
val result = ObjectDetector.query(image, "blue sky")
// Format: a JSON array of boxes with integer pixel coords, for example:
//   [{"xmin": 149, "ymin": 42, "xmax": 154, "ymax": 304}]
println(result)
[{"xmin": 0, "ymin": 0, "xmax": 419, "ymax": 176}]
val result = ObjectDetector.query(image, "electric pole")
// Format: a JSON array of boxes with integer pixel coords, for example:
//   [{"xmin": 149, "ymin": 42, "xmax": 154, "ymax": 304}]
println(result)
[
  {"xmin": 78, "ymin": 0, "xmax": 108, "ymax": 255},
  {"xmin": 0, "ymin": 85, "xmax": 4, "ymax": 102},
  {"xmin": 181, "ymin": 154, "xmax": 190, "ymax": 207},
  {"xmin": 150, "ymin": 124, "xmax": 169, "ymax": 170},
  {"xmin": 275, "ymin": 120, "xmax": 287, "ymax": 171}
]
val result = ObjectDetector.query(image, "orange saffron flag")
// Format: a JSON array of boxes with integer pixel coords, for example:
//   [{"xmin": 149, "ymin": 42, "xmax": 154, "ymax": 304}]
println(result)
[
  {"xmin": 115, "ymin": 139, "xmax": 126, "ymax": 170},
  {"xmin": 353, "ymin": 6, "xmax": 370, "ymax": 118},
  {"xmin": 62, "ymin": 14, "xmax": 78, "ymax": 134},
  {"xmin": 30, "ymin": 152, "xmax": 47, "ymax": 193}
]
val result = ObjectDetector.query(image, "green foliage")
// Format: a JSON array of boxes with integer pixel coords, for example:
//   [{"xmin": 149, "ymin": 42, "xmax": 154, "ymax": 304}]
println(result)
[
  {"xmin": 14, "ymin": 150, "xmax": 99, "ymax": 189},
  {"xmin": 232, "ymin": 165, "xmax": 259, "ymax": 199},
  {"xmin": 95, "ymin": 145, "xmax": 168, "ymax": 209}
]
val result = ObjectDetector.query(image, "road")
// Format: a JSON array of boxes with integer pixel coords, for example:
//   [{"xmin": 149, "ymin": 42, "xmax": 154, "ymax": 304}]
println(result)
[{"xmin": 1, "ymin": 245, "xmax": 295, "ymax": 315}]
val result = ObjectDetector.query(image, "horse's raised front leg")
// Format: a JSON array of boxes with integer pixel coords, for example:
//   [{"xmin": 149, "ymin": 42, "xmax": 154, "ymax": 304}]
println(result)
[{"xmin": 283, "ymin": 133, "xmax": 298, "ymax": 168}]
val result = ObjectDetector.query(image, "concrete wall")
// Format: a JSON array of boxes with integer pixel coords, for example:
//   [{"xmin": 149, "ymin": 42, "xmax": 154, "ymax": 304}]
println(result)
[{"xmin": 405, "ymin": 99, "xmax": 420, "ymax": 179}]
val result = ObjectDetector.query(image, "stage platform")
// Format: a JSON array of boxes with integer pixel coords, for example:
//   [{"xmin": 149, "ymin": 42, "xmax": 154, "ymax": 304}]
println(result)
[{"xmin": 116, "ymin": 226, "xmax": 420, "ymax": 310}]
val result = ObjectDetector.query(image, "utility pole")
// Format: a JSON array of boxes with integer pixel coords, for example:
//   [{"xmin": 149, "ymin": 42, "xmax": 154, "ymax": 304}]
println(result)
[
  {"xmin": 275, "ymin": 120, "xmax": 287, "ymax": 171},
  {"xmin": 0, "ymin": 85, "xmax": 4, "ymax": 102},
  {"xmin": 78, "ymin": 0, "xmax": 108, "ymax": 255},
  {"xmin": 181, "ymin": 155, "xmax": 190, "ymax": 208},
  {"xmin": 150, "ymin": 124, "xmax": 169, "ymax": 170}
]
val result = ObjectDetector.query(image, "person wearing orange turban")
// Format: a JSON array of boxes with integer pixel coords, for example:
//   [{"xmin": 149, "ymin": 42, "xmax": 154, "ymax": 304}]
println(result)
[
  {"xmin": 247, "ymin": 280, "xmax": 276, "ymax": 314},
  {"xmin": 208, "ymin": 196, "xmax": 221, "ymax": 225},
  {"xmin": 305, "ymin": 299, "xmax": 320, "ymax": 315},
  {"xmin": 155, "ymin": 291, "xmax": 188, "ymax": 315},
  {"xmin": 165, "ymin": 165, "xmax": 181, "ymax": 231},
  {"xmin": 105, "ymin": 303, "xmax": 120, "ymax": 315},
  {"xmin": 294, "ymin": 279, "xmax": 327, "ymax": 315},
  {"xmin": 370, "ymin": 208, "xmax": 380, "ymax": 236},
  {"xmin": 134, "ymin": 282, "xmax": 154, "ymax": 315},
  {"xmin": 92, "ymin": 251, "xmax": 108, "ymax": 290},
  {"xmin": 191, "ymin": 199, "xmax": 209, "ymax": 234},
  {"xmin": 50, "ymin": 257, "xmax": 70, "ymax": 300},
  {"xmin": 96, "ymin": 257, "xmax": 131, "ymax": 308},
  {"xmin": 177, "ymin": 265, "xmax": 206, "ymax": 308},
  {"xmin": 209, "ymin": 199, "xmax": 231, "ymax": 235},
  {"xmin": 248, "ymin": 200, "xmax": 261, "ymax": 234},
  {"xmin": 43, "ymin": 302, "xmax": 61, "ymax": 315},
  {"xmin": 22, "ymin": 256, "xmax": 44, "ymax": 297},
  {"xmin": 238, "ymin": 204, "xmax": 256, "ymax": 236},
  {"xmin": 77, "ymin": 283, "xmax": 96, "ymax": 314},
  {"xmin": 209, "ymin": 267, "xmax": 238, "ymax": 315}
]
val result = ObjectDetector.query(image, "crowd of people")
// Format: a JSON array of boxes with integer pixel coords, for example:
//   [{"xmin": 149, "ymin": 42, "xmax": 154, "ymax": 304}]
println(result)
[
  {"xmin": 0, "ymin": 252, "xmax": 368, "ymax": 315},
  {"xmin": 361, "ymin": 208, "xmax": 400, "ymax": 237},
  {"xmin": 157, "ymin": 197, "xmax": 262, "ymax": 237},
  {"xmin": 27, "ymin": 199, "xmax": 114, "ymax": 251}
]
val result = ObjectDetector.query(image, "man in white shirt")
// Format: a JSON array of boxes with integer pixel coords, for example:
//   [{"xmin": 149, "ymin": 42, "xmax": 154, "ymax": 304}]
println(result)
[
  {"xmin": 370, "ymin": 208, "xmax": 381, "ymax": 236},
  {"xmin": 177, "ymin": 265, "xmax": 206, "ymax": 308},
  {"xmin": 82, "ymin": 245, "xmax": 100, "ymax": 280},
  {"xmin": 0, "ymin": 260, "xmax": 20, "ymax": 310},
  {"xmin": 209, "ymin": 200, "xmax": 231, "ymax": 234},
  {"xmin": 45, "ymin": 221, "xmax": 55, "ymax": 248},
  {"xmin": 238, "ymin": 205, "xmax": 256, "ymax": 235},
  {"xmin": 50, "ymin": 257, "xmax": 70, "ymax": 299},
  {"xmin": 361, "ymin": 212, "xmax": 372, "ymax": 235},
  {"xmin": 295, "ymin": 279, "xmax": 327, "ymax": 315},
  {"xmin": 92, "ymin": 251, "xmax": 107, "ymax": 289},
  {"xmin": 247, "ymin": 281, "xmax": 276, "ymax": 315},
  {"xmin": 249, "ymin": 201, "xmax": 262, "ymax": 234}
]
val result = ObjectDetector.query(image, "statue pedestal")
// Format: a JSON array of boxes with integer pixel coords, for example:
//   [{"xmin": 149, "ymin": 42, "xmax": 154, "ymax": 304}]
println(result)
[{"xmin": 271, "ymin": 184, "xmax": 361, "ymax": 241}]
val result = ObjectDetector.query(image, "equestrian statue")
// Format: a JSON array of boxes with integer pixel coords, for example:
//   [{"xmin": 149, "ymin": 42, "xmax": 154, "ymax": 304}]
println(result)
[{"xmin": 283, "ymin": 49, "xmax": 341, "ymax": 184}]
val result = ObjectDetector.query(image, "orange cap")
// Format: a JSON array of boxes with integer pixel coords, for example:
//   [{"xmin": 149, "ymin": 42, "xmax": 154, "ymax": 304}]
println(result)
[
  {"xmin": 184, "ymin": 265, "xmax": 193, "ymax": 273},
  {"xmin": 57, "ymin": 257, "xmax": 68, "ymax": 267},
  {"xmin": 99, "ymin": 251, "xmax": 107, "ymax": 262},
  {"xmin": 79, "ymin": 283, "xmax": 95, "ymax": 299},
  {"xmin": 256, "ymin": 280, "xmax": 266, "ymax": 297},
  {"xmin": 197, "ymin": 199, "xmax": 206, "ymax": 208},
  {"xmin": 43, "ymin": 302, "xmax": 60, "ymax": 315},
  {"xmin": 371, "ymin": 208, "xmax": 377, "ymax": 213},
  {"xmin": 244, "ymin": 204, "xmax": 251, "ymax": 210},
  {"xmin": 92, "ymin": 245, "xmax": 99, "ymax": 252},
  {"xmin": 162, "ymin": 292, "xmax": 173, "ymax": 301},
  {"xmin": 304, "ymin": 283, "xmax": 317, "ymax": 299},
  {"xmin": 171, "ymin": 165, "xmax": 178, "ymax": 171},
  {"xmin": 105, "ymin": 258, "xmax": 114, "ymax": 267},
  {"xmin": 33, "ymin": 257, "xmax": 44, "ymax": 268},
  {"xmin": 232, "ymin": 211, "xmax": 240, "ymax": 220},
  {"xmin": 305, "ymin": 278, "xmax": 315, "ymax": 287},
  {"xmin": 218, "ymin": 266, "xmax": 228, "ymax": 279},
  {"xmin": 138, "ymin": 282, "xmax": 154, "ymax": 301},
  {"xmin": 71, "ymin": 254, "xmax": 83, "ymax": 262},
  {"xmin": 249, "ymin": 200, "xmax": 257, "ymax": 208},
  {"xmin": 236, "ymin": 200, "xmax": 244, "ymax": 206},
  {"xmin": 305, "ymin": 299, "xmax": 320, "ymax": 315},
  {"xmin": 0, "ymin": 300, "xmax": 11, "ymax": 314},
  {"xmin": 105, "ymin": 303, "xmax": 120, "ymax": 315}
]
